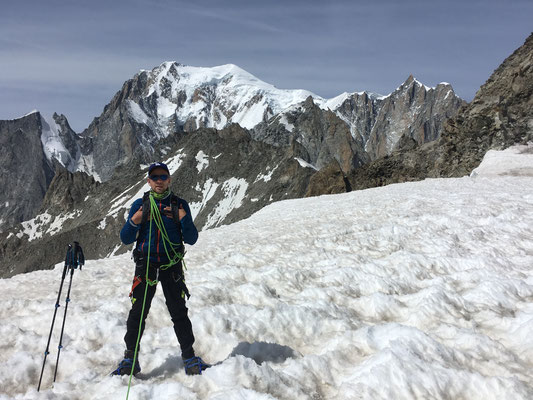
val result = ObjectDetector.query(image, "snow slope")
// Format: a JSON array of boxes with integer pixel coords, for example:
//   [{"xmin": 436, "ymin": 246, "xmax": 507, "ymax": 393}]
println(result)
[
  {"xmin": 1, "ymin": 148, "xmax": 532, "ymax": 400},
  {"xmin": 471, "ymin": 143, "xmax": 533, "ymax": 177}
]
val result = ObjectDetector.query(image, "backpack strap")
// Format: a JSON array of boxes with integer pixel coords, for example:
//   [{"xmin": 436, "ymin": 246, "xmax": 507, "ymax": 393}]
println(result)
[
  {"xmin": 135, "ymin": 191, "xmax": 152, "ymax": 249},
  {"xmin": 140, "ymin": 191, "xmax": 151, "ymax": 226},
  {"xmin": 135, "ymin": 191, "xmax": 185, "ymax": 254},
  {"xmin": 170, "ymin": 194, "xmax": 185, "ymax": 249}
]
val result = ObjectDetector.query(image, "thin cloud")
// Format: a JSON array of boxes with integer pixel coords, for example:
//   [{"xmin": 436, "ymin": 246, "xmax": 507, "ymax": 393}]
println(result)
[{"xmin": 127, "ymin": 0, "xmax": 293, "ymax": 35}]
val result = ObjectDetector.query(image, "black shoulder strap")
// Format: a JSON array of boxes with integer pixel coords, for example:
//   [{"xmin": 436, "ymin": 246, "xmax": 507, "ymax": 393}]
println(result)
[
  {"xmin": 137, "ymin": 191, "xmax": 184, "ymax": 250},
  {"xmin": 141, "ymin": 191, "xmax": 151, "ymax": 226},
  {"xmin": 134, "ymin": 191, "xmax": 151, "ymax": 248},
  {"xmin": 170, "ymin": 194, "xmax": 184, "ymax": 246}
]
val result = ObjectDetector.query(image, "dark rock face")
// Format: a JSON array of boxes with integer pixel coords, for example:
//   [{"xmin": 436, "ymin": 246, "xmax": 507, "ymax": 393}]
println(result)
[
  {"xmin": 333, "ymin": 91, "xmax": 382, "ymax": 146},
  {"xmin": 0, "ymin": 112, "xmax": 88, "ymax": 229},
  {"xmin": 434, "ymin": 33, "xmax": 533, "ymax": 176},
  {"xmin": 363, "ymin": 76, "xmax": 465, "ymax": 160},
  {"xmin": 252, "ymin": 96, "xmax": 370, "ymax": 174},
  {"xmin": 305, "ymin": 162, "xmax": 351, "ymax": 197},
  {"xmin": 347, "ymin": 33, "xmax": 533, "ymax": 190},
  {"xmin": 0, "ymin": 112, "xmax": 54, "ymax": 227},
  {"xmin": 78, "ymin": 72, "xmax": 156, "ymax": 181},
  {"xmin": 41, "ymin": 167, "xmax": 100, "ymax": 214}
]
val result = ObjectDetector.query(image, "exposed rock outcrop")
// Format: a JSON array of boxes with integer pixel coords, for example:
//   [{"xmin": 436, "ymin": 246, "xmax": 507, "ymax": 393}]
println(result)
[
  {"xmin": 346, "ymin": 33, "xmax": 533, "ymax": 190},
  {"xmin": 41, "ymin": 166, "xmax": 100, "ymax": 214},
  {"xmin": 335, "ymin": 77, "xmax": 465, "ymax": 160},
  {"xmin": 305, "ymin": 162, "xmax": 351, "ymax": 196},
  {"xmin": 0, "ymin": 112, "xmax": 54, "ymax": 227},
  {"xmin": 252, "ymin": 96, "xmax": 370, "ymax": 174}
]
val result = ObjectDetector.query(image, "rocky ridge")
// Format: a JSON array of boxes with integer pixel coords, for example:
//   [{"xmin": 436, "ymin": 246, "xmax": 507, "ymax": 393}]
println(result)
[
  {"xmin": 0, "ymin": 112, "xmax": 55, "ymax": 227},
  {"xmin": 252, "ymin": 77, "xmax": 464, "ymax": 174},
  {"xmin": 339, "ymin": 33, "xmax": 533, "ymax": 192},
  {"xmin": 363, "ymin": 77, "xmax": 465, "ymax": 160}
]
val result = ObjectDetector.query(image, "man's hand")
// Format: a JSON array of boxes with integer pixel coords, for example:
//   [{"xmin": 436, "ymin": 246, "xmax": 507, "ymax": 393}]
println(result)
[
  {"xmin": 132, "ymin": 204, "xmax": 187, "ymax": 225},
  {"xmin": 131, "ymin": 206, "xmax": 143, "ymax": 225},
  {"xmin": 162, "ymin": 205, "xmax": 187, "ymax": 221},
  {"xmin": 178, "ymin": 204, "xmax": 186, "ymax": 221}
]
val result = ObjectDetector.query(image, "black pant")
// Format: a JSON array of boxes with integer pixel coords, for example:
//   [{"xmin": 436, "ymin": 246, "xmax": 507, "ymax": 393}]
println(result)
[{"xmin": 124, "ymin": 262, "xmax": 195, "ymax": 358}]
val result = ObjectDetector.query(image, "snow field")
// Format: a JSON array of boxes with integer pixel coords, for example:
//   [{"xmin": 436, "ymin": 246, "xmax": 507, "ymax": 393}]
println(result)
[{"xmin": 0, "ymin": 173, "xmax": 532, "ymax": 399}]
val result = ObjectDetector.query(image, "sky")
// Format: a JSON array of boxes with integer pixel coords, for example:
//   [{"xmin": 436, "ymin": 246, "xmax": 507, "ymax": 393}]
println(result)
[{"xmin": 1, "ymin": 0, "xmax": 532, "ymax": 132}]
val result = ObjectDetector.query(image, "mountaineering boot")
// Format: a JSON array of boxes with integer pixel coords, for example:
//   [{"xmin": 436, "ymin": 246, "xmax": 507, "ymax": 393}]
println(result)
[
  {"xmin": 112, "ymin": 350, "xmax": 141, "ymax": 376},
  {"xmin": 183, "ymin": 356, "xmax": 211, "ymax": 375}
]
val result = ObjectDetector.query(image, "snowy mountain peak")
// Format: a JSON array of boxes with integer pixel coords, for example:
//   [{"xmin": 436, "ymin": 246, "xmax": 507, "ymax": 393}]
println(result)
[
  {"xmin": 132, "ymin": 61, "xmax": 322, "ymax": 131},
  {"xmin": 124, "ymin": 61, "xmax": 461, "ymax": 145},
  {"xmin": 397, "ymin": 75, "xmax": 454, "ymax": 94},
  {"xmin": 149, "ymin": 61, "xmax": 313, "ymax": 96},
  {"xmin": 62, "ymin": 61, "xmax": 464, "ymax": 182},
  {"xmin": 23, "ymin": 109, "xmax": 40, "ymax": 118}
]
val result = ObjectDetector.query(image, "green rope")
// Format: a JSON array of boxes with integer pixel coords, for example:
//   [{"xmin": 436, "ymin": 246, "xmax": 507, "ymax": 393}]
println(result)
[
  {"xmin": 147, "ymin": 194, "xmax": 187, "ymax": 275},
  {"xmin": 125, "ymin": 192, "xmax": 186, "ymax": 399},
  {"xmin": 126, "ymin": 207, "xmax": 152, "ymax": 399}
]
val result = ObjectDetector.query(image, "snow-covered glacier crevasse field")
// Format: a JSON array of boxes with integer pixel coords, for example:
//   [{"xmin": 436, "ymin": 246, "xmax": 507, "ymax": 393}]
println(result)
[{"xmin": 1, "ymin": 146, "xmax": 533, "ymax": 400}]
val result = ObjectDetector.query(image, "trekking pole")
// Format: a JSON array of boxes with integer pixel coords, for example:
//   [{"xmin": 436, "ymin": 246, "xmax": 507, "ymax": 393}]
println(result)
[
  {"xmin": 37, "ymin": 242, "xmax": 84, "ymax": 392},
  {"xmin": 53, "ymin": 242, "xmax": 84, "ymax": 382},
  {"xmin": 37, "ymin": 262, "xmax": 68, "ymax": 391}
]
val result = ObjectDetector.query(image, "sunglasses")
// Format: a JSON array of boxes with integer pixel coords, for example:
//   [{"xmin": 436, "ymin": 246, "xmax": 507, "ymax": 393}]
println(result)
[{"xmin": 149, "ymin": 174, "xmax": 169, "ymax": 182}]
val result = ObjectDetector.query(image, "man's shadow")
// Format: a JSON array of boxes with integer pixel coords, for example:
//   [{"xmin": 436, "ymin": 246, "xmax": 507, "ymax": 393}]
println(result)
[
  {"xmin": 140, "ymin": 341, "xmax": 299, "ymax": 378},
  {"xmin": 138, "ymin": 356, "xmax": 182, "ymax": 379},
  {"xmin": 228, "ymin": 341, "xmax": 299, "ymax": 365}
]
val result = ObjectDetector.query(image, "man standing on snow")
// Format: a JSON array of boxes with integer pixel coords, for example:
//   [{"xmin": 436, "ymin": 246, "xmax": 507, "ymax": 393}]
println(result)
[{"xmin": 113, "ymin": 162, "xmax": 209, "ymax": 376}]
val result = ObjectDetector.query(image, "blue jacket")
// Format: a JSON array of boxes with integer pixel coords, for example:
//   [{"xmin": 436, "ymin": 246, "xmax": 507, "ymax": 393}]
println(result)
[{"xmin": 120, "ymin": 192, "xmax": 198, "ymax": 262}]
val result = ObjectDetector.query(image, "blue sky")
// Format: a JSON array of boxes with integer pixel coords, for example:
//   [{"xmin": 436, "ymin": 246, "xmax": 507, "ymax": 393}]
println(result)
[{"xmin": 1, "ymin": 0, "xmax": 532, "ymax": 132}]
